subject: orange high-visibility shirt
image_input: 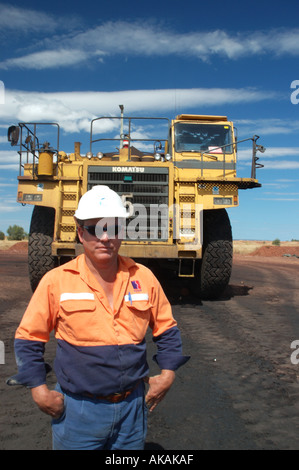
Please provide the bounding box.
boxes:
[12,254,189,395]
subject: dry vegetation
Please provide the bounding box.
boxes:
[233,240,299,255]
[0,240,299,257]
[0,240,28,253]
[0,240,22,250]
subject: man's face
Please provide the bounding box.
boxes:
[77,218,122,265]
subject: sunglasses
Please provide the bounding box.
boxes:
[82,224,122,238]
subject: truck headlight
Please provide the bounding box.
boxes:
[180,228,195,238]
[213,197,232,205]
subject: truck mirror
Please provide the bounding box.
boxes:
[8,125,20,146]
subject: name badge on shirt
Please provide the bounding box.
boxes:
[124,293,149,303]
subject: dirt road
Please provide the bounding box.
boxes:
[1,250,299,450]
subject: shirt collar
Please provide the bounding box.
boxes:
[62,253,137,290]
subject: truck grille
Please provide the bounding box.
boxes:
[88,166,169,241]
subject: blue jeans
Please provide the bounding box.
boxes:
[52,383,148,450]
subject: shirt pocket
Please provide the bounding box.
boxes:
[58,295,98,344]
[124,294,152,343]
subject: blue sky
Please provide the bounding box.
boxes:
[0,0,299,241]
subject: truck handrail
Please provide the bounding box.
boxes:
[90,116,169,158]
[14,122,60,176]
[199,134,265,179]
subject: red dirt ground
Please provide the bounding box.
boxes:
[1,241,299,258]
[250,245,299,257]
[0,242,28,253]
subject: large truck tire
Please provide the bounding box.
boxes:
[199,209,233,299]
[28,206,57,292]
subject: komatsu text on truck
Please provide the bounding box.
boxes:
[8,113,265,298]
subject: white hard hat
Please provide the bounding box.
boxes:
[74,185,129,220]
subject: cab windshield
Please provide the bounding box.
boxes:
[174,123,233,154]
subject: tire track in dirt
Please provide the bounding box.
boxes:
[172,257,299,449]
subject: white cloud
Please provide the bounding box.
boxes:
[0,150,19,162]
[0,200,23,213]
[262,181,299,190]
[257,197,299,201]
[259,160,299,170]
[0,3,79,33]
[235,118,299,136]
[1,9,299,70]
[238,146,299,161]
[276,179,299,183]
[264,192,299,196]
[0,150,19,171]
[240,158,299,170]
[263,148,299,157]
[0,165,19,171]
[238,146,299,170]
[0,88,276,134]
[0,3,56,32]
[0,49,93,70]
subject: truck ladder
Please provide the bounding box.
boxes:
[56,180,80,242]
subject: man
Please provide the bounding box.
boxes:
[8,185,189,450]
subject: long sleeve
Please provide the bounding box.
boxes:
[152,325,190,370]
[148,270,190,370]
[7,272,57,388]
[7,339,51,387]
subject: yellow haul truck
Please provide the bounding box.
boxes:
[8,114,264,298]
